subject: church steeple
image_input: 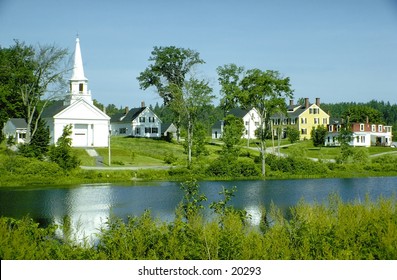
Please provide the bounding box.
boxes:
[71,37,87,81]
[66,37,92,105]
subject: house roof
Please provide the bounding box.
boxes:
[161,123,176,134]
[110,107,146,123]
[211,120,223,129]
[227,108,249,118]
[7,118,27,128]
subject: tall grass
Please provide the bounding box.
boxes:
[1,195,397,260]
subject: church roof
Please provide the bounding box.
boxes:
[41,100,68,118]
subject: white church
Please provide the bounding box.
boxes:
[42,38,110,147]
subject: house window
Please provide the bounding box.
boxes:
[136,127,141,135]
[372,125,376,132]
[378,125,383,132]
[291,118,296,125]
[361,136,365,143]
[19,133,26,139]
[152,127,158,133]
[149,117,155,123]
[314,118,319,124]
[360,124,364,131]
[139,117,145,123]
[328,126,333,132]
[309,108,313,114]
[79,83,84,92]
[323,118,327,124]
[255,122,260,126]
[119,128,127,134]
[301,129,307,135]
[301,118,307,124]
[245,121,249,126]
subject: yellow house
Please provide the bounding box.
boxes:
[271,98,330,140]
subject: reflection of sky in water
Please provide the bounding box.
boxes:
[0,178,396,244]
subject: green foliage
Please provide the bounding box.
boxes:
[221,114,244,160]
[163,151,177,164]
[48,124,80,170]
[311,125,327,147]
[207,157,260,178]
[266,154,329,175]
[342,105,383,123]
[216,63,245,114]
[286,126,300,143]
[178,179,208,220]
[17,119,50,159]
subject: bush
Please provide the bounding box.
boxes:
[207,157,260,178]
[266,154,329,175]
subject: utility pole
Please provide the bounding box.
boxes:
[108,127,111,166]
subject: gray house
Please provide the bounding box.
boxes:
[2,118,28,144]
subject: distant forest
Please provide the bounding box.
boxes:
[322,100,397,129]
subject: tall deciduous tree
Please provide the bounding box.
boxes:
[239,69,293,176]
[171,78,214,168]
[20,44,69,144]
[216,64,244,115]
[137,46,204,142]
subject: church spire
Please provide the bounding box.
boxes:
[70,37,87,81]
[65,37,92,105]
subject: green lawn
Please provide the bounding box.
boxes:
[280,140,397,160]
[82,136,223,167]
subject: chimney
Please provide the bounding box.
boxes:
[141,101,146,108]
[103,105,106,114]
[305,98,309,109]
[366,116,369,123]
[125,106,129,114]
[289,99,294,107]
[316,97,320,107]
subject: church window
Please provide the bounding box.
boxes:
[79,83,84,92]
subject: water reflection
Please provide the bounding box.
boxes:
[1,177,396,243]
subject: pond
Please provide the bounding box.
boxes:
[1,177,396,243]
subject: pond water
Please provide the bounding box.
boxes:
[1,177,396,243]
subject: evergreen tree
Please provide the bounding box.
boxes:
[48,124,80,170]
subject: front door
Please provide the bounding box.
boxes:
[73,124,88,146]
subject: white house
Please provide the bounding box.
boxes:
[42,38,110,147]
[110,103,162,138]
[325,119,393,147]
[2,118,28,144]
[211,108,260,140]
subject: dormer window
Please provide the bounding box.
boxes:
[360,124,365,131]
[79,83,84,92]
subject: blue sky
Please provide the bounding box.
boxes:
[1,0,397,108]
